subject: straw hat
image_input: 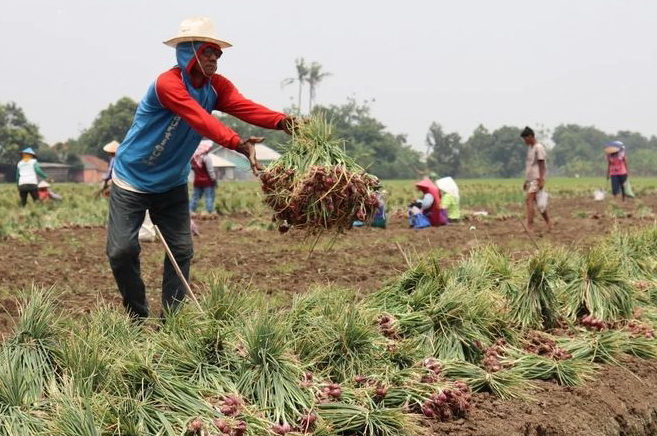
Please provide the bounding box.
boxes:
[103,140,119,154]
[603,140,624,155]
[38,180,50,188]
[164,17,232,48]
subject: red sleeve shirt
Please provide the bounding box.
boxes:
[155,70,286,150]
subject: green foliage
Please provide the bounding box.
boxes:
[425,122,462,178]
[619,333,657,359]
[424,121,657,177]
[0,346,48,408]
[445,125,523,178]
[307,62,331,113]
[71,97,137,157]
[551,124,610,174]
[282,57,309,113]
[312,99,424,179]
[511,250,561,330]
[607,226,657,279]
[10,287,61,350]
[237,312,312,423]
[318,402,413,436]
[441,360,529,400]
[564,247,635,322]
[289,288,384,381]
[0,102,44,164]
[36,147,61,163]
[561,330,625,364]
[48,383,103,436]
[4,224,657,433]
[509,352,595,386]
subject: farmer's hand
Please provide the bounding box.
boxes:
[235,136,265,175]
[537,178,545,190]
[278,116,302,135]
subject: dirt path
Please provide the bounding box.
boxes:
[1,195,654,321]
[427,357,657,435]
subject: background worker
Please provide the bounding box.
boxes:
[436,176,461,223]
[99,140,119,197]
[37,180,51,201]
[106,17,295,320]
[16,147,47,207]
[411,178,446,227]
[605,140,630,201]
[190,140,217,214]
[520,126,551,232]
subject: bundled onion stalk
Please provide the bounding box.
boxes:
[260,116,381,234]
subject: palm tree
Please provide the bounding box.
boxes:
[306,62,331,113]
[281,58,308,114]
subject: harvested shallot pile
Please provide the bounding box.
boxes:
[260,116,380,234]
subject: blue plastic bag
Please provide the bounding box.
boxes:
[409,213,431,229]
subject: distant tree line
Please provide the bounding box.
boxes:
[426,122,657,179]
[1,98,656,180]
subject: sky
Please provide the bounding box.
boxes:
[1,0,656,151]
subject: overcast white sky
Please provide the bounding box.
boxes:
[1,0,655,150]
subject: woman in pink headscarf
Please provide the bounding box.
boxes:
[190,140,217,213]
[409,178,446,227]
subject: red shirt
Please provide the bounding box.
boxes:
[192,156,215,188]
[607,154,628,176]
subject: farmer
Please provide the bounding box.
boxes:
[353,190,387,228]
[16,147,47,207]
[106,17,295,319]
[520,126,551,232]
[102,138,191,242]
[190,140,217,214]
[436,177,461,223]
[98,140,119,197]
[409,178,446,228]
[605,140,630,201]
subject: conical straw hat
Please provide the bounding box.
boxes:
[103,140,119,154]
[604,145,621,155]
[164,17,232,48]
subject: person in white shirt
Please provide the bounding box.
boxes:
[16,147,47,207]
[520,127,551,232]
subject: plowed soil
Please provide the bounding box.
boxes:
[1,194,656,435]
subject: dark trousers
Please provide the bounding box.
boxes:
[610,174,628,197]
[18,184,38,206]
[106,184,193,318]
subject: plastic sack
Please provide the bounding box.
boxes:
[371,216,387,228]
[593,189,606,201]
[536,190,549,213]
[139,211,157,242]
[623,180,635,198]
[409,213,431,229]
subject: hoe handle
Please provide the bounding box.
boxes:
[153,225,202,311]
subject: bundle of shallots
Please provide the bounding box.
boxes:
[260,116,380,234]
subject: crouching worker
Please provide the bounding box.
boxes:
[436,177,461,223]
[106,17,295,320]
[37,181,62,201]
[408,179,446,228]
[353,191,387,229]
